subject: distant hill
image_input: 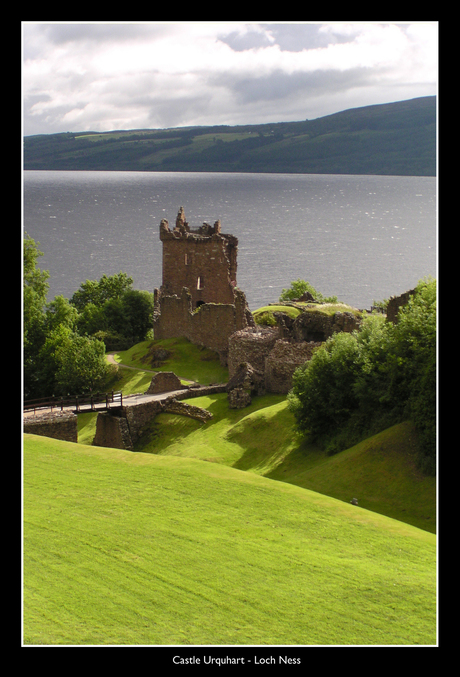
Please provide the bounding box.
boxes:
[23,96,436,176]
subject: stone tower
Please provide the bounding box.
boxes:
[159,206,238,309]
[153,207,254,364]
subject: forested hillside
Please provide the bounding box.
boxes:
[23,96,436,176]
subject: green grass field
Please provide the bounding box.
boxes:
[23,434,436,646]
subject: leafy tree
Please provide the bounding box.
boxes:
[120,289,155,342]
[44,295,79,333]
[385,277,437,471]
[54,332,110,395]
[289,332,361,437]
[76,302,108,336]
[279,279,337,303]
[70,273,154,346]
[70,272,134,311]
[38,326,110,396]
[23,234,50,398]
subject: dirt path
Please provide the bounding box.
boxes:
[106,352,158,373]
[106,352,199,385]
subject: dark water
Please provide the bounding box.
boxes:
[23,170,436,310]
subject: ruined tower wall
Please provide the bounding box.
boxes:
[160,208,237,309]
[161,235,237,307]
[153,287,253,363]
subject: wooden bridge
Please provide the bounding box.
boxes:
[23,391,123,416]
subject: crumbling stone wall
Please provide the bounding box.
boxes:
[121,400,164,445]
[23,412,78,443]
[264,340,321,394]
[153,286,254,364]
[228,327,279,378]
[93,411,134,450]
[162,397,213,423]
[227,327,322,395]
[386,289,416,323]
[92,384,226,450]
[287,308,361,343]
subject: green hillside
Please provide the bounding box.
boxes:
[23,434,436,646]
[23,96,436,176]
[111,394,435,534]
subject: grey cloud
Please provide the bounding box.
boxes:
[212,66,389,107]
[217,28,274,52]
[261,23,354,51]
[218,23,357,54]
[37,22,168,46]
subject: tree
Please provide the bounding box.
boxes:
[70,272,133,311]
[44,295,79,333]
[23,234,50,398]
[279,279,337,303]
[288,331,361,437]
[54,333,110,395]
[120,289,155,342]
[70,272,154,346]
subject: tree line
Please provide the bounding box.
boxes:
[23,234,154,399]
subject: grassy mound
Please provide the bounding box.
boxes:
[253,302,362,326]
[23,434,436,646]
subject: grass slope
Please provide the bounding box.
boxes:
[127,394,436,534]
[23,434,436,646]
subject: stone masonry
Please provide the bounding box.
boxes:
[159,206,237,309]
[154,208,254,363]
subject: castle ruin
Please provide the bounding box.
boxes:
[153,207,254,364]
[160,206,238,308]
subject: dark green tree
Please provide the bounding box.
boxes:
[23,234,50,398]
[279,279,337,303]
[70,272,134,311]
[37,326,110,396]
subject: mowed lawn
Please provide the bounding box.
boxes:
[23,434,437,646]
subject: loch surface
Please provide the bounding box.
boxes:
[23,170,437,310]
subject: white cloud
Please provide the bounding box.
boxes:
[22,21,438,135]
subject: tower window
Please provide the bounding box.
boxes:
[197,276,204,290]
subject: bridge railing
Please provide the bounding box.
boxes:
[23,391,123,414]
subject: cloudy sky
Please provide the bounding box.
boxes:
[22,22,438,137]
